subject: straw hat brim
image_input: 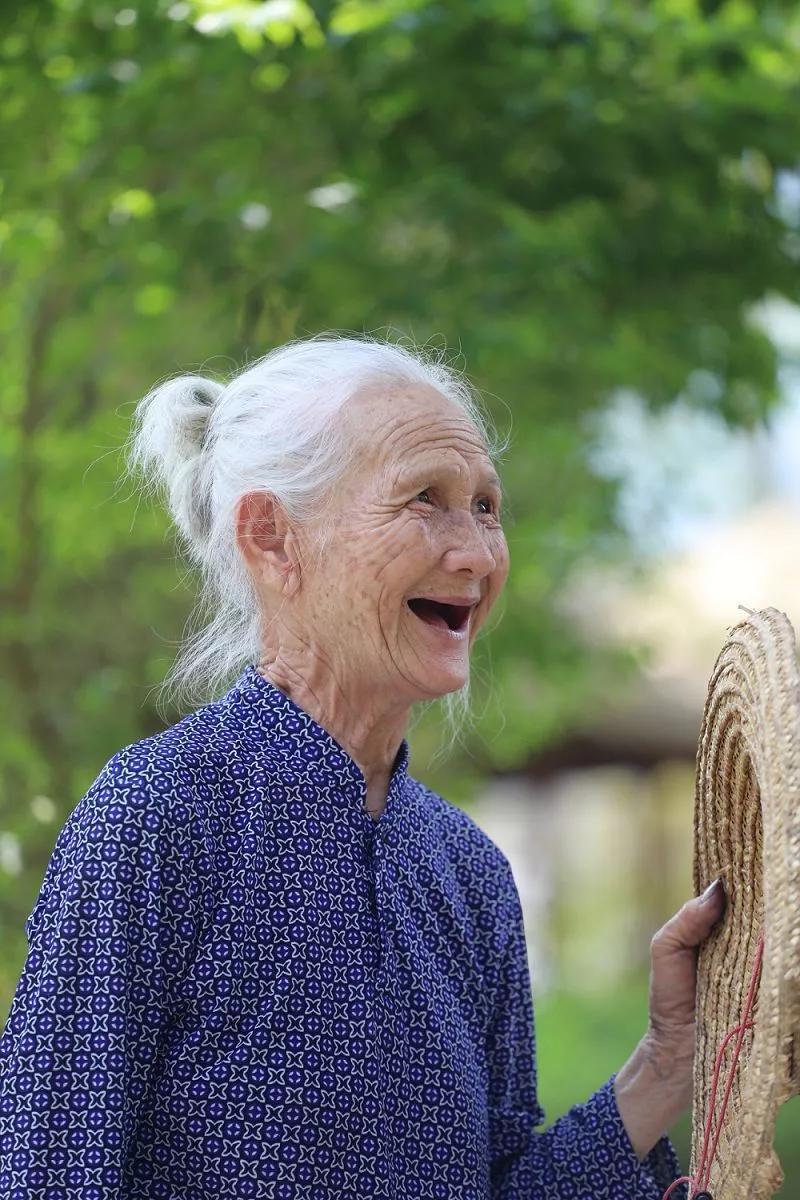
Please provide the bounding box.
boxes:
[692,606,800,1199]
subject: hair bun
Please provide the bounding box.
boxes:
[125,373,225,553]
[175,376,225,458]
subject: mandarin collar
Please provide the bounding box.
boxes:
[231,663,412,826]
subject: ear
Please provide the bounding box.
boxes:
[235,490,301,596]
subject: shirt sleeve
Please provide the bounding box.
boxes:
[0,745,211,1200]
[488,866,689,1200]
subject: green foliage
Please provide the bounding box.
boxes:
[1,0,799,985]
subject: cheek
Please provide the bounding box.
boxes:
[483,531,509,606]
[340,513,431,598]
[493,533,510,582]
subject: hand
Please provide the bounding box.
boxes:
[613,877,727,1159]
[646,877,728,1099]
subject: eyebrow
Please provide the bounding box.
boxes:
[398,465,503,494]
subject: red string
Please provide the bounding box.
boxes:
[661,928,765,1200]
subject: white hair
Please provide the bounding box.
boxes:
[122,331,510,752]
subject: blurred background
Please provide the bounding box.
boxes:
[3,0,800,1187]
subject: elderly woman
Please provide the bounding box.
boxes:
[0,335,723,1199]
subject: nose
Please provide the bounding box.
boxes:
[440,511,499,579]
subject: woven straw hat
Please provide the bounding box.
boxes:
[690,606,800,1199]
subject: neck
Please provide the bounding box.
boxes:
[255,653,409,800]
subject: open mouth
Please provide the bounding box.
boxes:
[406,598,473,633]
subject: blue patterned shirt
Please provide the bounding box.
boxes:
[0,663,688,1198]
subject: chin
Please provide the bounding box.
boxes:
[409,661,470,701]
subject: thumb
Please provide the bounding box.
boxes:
[648,877,728,1038]
[689,876,727,941]
[654,877,728,955]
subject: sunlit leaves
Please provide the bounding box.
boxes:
[185,0,324,48]
[329,0,427,36]
[109,188,156,222]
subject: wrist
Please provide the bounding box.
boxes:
[643,1025,695,1089]
[613,1034,693,1161]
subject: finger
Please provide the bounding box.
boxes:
[652,877,727,956]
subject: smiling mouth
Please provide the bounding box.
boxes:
[406,598,473,633]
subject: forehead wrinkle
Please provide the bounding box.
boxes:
[348,389,495,498]
[375,395,486,449]
[387,430,500,493]
[378,419,491,482]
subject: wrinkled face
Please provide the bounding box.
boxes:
[293,382,510,703]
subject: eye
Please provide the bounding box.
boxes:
[479,496,503,520]
[412,489,499,515]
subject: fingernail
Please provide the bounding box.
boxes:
[701,876,724,903]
